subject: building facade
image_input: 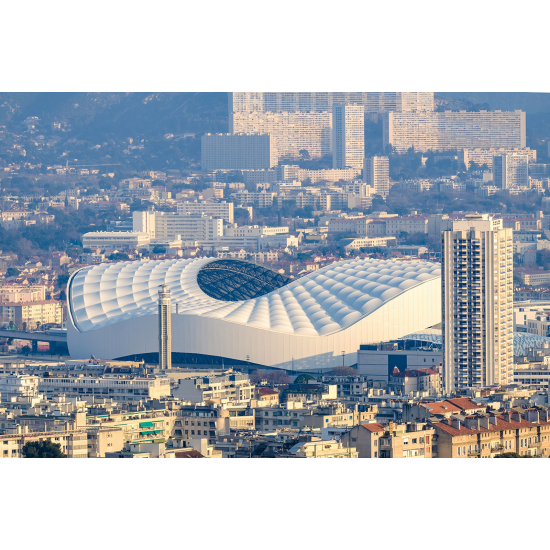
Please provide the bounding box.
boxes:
[201,133,277,170]
[493,153,529,188]
[332,104,365,169]
[384,110,526,153]
[364,156,390,197]
[442,214,514,392]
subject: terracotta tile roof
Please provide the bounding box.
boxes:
[445,398,484,411]
[433,414,550,436]
[420,401,461,415]
[257,387,277,396]
[360,422,385,433]
[174,449,205,458]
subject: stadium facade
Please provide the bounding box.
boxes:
[67,258,442,372]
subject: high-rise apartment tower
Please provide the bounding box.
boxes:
[493,153,529,188]
[332,104,365,169]
[363,156,390,197]
[158,284,172,370]
[442,214,513,393]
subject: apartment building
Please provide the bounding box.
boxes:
[493,153,529,188]
[295,192,331,211]
[177,200,234,223]
[81,231,150,249]
[342,236,397,250]
[518,270,550,286]
[432,409,550,458]
[340,421,435,458]
[442,214,514,391]
[385,216,429,236]
[0,429,88,458]
[229,92,434,114]
[384,110,526,153]
[332,104,364,169]
[254,402,311,431]
[232,190,276,208]
[462,147,536,170]
[0,284,45,303]
[173,372,254,403]
[173,403,231,445]
[38,375,171,402]
[229,111,332,160]
[0,300,63,328]
[289,439,359,458]
[389,367,442,396]
[224,225,288,237]
[201,133,278,170]
[364,156,390,197]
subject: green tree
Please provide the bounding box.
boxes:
[294,373,314,384]
[6,267,20,277]
[22,439,66,458]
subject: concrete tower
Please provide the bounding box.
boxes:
[442,214,513,392]
[158,284,172,370]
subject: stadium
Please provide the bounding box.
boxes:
[67,257,442,372]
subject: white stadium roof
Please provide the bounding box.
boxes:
[67,257,442,371]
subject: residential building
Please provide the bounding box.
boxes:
[340,236,397,250]
[432,409,550,458]
[229,111,332,160]
[173,372,254,403]
[81,231,150,249]
[340,421,435,458]
[0,284,46,303]
[462,147,536,170]
[364,156,390,197]
[232,190,276,208]
[389,367,442,396]
[0,300,63,329]
[177,200,234,223]
[229,92,434,114]
[442,214,514,391]
[0,429,88,458]
[201,133,278,170]
[332,104,364,169]
[288,439,358,458]
[384,110,526,153]
[518,270,550,286]
[172,403,231,445]
[493,153,529,188]
[38,375,171,402]
[385,216,429,236]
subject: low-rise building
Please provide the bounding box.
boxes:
[288,439,358,458]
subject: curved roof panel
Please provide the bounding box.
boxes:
[68,258,441,337]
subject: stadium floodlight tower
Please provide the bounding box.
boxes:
[158,284,172,370]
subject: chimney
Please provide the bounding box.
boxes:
[502,412,511,422]
[539,409,549,422]
[512,411,522,422]
[489,415,498,425]
[479,417,490,429]
[450,418,461,430]
[526,409,540,424]
[465,417,480,431]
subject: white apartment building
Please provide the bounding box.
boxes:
[493,153,529,188]
[229,92,434,114]
[132,210,156,238]
[225,225,288,237]
[38,375,171,402]
[177,200,234,223]
[82,231,150,249]
[332,104,365,169]
[442,214,514,392]
[295,193,331,211]
[230,111,332,159]
[384,110,526,153]
[385,216,429,236]
[342,236,397,250]
[173,372,254,403]
[364,156,390,197]
[232,190,276,208]
[201,133,278,170]
[462,147,536,170]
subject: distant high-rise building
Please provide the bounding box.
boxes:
[384,110,526,153]
[332,104,365,169]
[229,92,434,114]
[177,200,234,223]
[230,111,332,160]
[364,156,390,197]
[493,153,529,188]
[442,214,513,393]
[462,147,536,170]
[201,133,278,171]
[158,284,172,370]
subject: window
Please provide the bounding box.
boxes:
[412,438,417,444]
[374,451,377,458]
[374,439,378,447]
[403,438,409,445]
